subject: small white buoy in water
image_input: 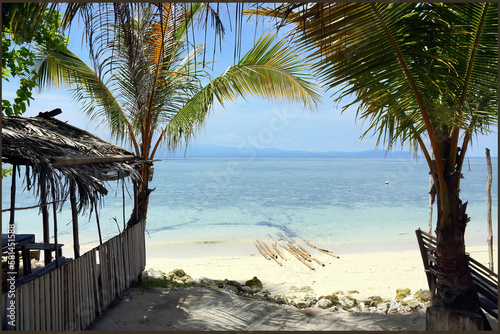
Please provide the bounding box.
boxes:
[385,180,389,184]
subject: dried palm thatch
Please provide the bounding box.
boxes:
[2,113,145,215]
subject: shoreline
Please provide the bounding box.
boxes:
[144,239,498,302]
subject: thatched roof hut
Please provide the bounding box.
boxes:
[2,112,146,261]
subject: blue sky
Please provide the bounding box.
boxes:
[2,4,497,157]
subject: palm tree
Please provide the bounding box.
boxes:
[247,2,497,326]
[33,3,322,228]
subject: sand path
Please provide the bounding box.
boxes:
[86,286,427,331]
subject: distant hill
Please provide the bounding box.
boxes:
[157,144,421,159]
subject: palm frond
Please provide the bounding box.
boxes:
[33,47,139,152]
[154,32,322,155]
[250,3,497,165]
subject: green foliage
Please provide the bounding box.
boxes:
[34,3,321,159]
[2,33,38,116]
[2,5,69,116]
[136,276,197,290]
[249,3,497,164]
[2,163,13,178]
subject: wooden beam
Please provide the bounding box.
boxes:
[94,202,103,246]
[9,164,16,233]
[52,155,136,166]
[70,180,80,259]
[39,173,51,265]
[51,179,59,269]
[1,200,66,212]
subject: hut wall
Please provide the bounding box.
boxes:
[2,221,146,331]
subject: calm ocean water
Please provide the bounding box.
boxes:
[2,157,498,252]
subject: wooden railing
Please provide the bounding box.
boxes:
[2,221,146,331]
[415,228,498,319]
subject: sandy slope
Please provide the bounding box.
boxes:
[86,240,497,331]
[86,286,427,331]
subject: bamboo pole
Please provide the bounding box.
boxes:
[289,245,311,262]
[485,148,494,273]
[305,242,340,258]
[281,244,314,270]
[258,240,282,266]
[295,245,324,266]
[261,240,278,258]
[254,242,270,260]
[272,242,286,260]
[257,240,272,257]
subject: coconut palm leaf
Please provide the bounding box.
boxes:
[155,32,322,155]
[34,46,140,153]
[248,3,497,168]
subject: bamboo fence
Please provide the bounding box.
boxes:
[2,220,146,331]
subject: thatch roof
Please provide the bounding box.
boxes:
[2,113,145,214]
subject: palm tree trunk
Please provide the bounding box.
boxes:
[432,166,484,322]
[127,163,154,228]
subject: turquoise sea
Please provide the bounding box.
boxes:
[2,156,498,255]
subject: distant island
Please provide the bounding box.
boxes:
[158,144,424,159]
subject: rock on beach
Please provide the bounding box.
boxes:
[144,268,430,315]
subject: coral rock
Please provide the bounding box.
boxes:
[317,298,333,309]
[245,277,263,292]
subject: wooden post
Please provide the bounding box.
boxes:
[9,165,17,275]
[70,180,80,259]
[94,201,103,246]
[134,182,138,224]
[9,165,16,230]
[51,179,59,268]
[122,179,126,231]
[485,148,493,272]
[39,173,51,265]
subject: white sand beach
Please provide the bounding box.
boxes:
[86,239,497,331]
[145,238,497,301]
